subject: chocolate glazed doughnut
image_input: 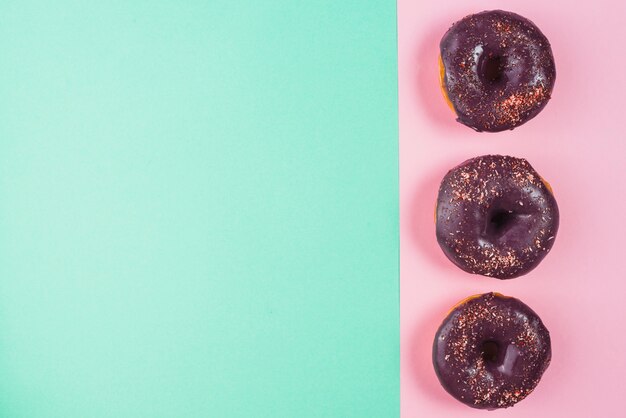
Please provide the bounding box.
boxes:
[436,155,559,279]
[439,10,556,132]
[433,293,551,409]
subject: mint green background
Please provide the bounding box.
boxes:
[0,1,398,417]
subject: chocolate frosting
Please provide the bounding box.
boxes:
[433,293,551,409]
[436,155,559,279]
[440,10,556,132]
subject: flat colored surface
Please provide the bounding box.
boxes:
[0,1,398,417]
[399,1,626,417]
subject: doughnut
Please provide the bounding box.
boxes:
[436,155,558,279]
[439,10,556,132]
[433,292,551,409]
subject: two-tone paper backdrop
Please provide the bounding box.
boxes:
[0,1,624,417]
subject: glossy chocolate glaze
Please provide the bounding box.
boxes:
[436,155,559,279]
[433,293,551,409]
[440,10,556,132]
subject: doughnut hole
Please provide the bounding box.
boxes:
[486,209,517,237]
[481,340,500,364]
[478,53,508,88]
[483,202,535,248]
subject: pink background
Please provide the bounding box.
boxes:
[399,0,626,417]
